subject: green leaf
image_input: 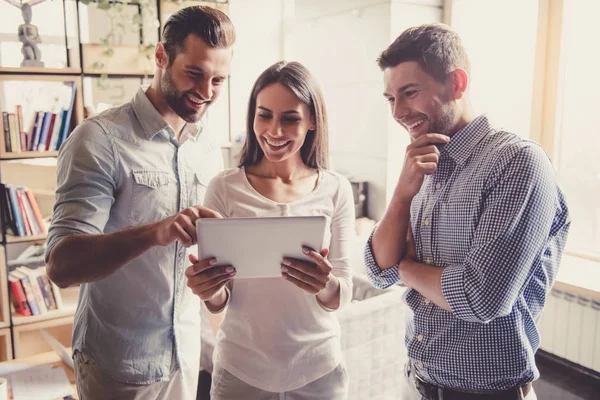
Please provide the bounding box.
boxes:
[97,1,112,10]
[132,14,143,25]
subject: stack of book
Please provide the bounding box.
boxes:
[0,184,46,237]
[8,266,63,317]
[1,81,76,153]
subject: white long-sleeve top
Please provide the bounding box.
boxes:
[204,167,355,392]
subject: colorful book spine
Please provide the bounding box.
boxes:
[25,189,46,234]
[12,271,40,315]
[17,266,48,313]
[8,275,32,316]
[15,190,32,236]
[6,185,26,236]
[2,112,10,152]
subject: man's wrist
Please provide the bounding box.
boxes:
[398,258,418,286]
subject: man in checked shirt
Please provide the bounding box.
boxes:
[366,24,570,400]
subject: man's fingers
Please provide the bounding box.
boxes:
[172,223,192,247]
[416,162,438,175]
[188,253,199,264]
[415,153,440,164]
[194,206,223,219]
[409,133,450,148]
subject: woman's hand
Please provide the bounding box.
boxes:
[281,247,341,309]
[186,254,235,310]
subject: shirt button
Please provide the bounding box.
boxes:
[425,258,431,264]
[417,334,424,342]
[424,218,430,226]
[417,361,424,369]
[435,183,441,190]
[425,298,431,304]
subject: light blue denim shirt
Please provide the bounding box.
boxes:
[45,88,224,384]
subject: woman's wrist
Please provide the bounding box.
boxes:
[205,286,230,313]
[316,275,341,309]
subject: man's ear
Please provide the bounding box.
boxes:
[448,69,469,100]
[155,43,169,69]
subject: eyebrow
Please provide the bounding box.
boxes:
[383,83,419,98]
[257,106,300,114]
[184,65,205,73]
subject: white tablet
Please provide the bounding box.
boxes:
[196,216,327,279]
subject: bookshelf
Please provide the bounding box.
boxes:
[0,0,232,361]
[0,69,83,359]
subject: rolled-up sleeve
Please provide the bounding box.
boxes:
[45,120,117,262]
[364,229,401,289]
[441,145,567,323]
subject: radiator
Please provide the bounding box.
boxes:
[538,286,600,373]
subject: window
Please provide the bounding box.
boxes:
[555,0,600,260]
[451,0,600,265]
[450,0,540,138]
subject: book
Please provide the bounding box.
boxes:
[25,189,46,234]
[2,112,10,152]
[0,184,18,236]
[18,188,40,235]
[28,112,41,151]
[10,270,40,315]
[57,82,77,148]
[34,268,57,310]
[16,105,24,137]
[8,275,32,316]
[17,266,48,313]
[6,184,26,236]
[15,189,32,236]
[35,112,52,152]
[30,111,44,151]
[8,113,19,152]
[47,110,63,151]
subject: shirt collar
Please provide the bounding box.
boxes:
[440,114,492,165]
[132,87,204,143]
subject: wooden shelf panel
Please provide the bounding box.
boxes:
[6,234,47,244]
[0,151,58,160]
[12,287,79,326]
[0,67,82,75]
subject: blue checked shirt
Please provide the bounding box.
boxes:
[365,115,570,391]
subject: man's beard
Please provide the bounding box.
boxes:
[430,91,457,136]
[161,68,210,123]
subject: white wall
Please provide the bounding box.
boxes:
[228,0,288,142]
[288,0,442,219]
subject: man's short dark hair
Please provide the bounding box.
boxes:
[377,23,470,82]
[162,5,236,64]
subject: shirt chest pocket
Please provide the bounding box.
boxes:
[191,172,209,206]
[436,199,479,261]
[130,170,177,223]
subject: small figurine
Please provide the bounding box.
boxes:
[18,3,44,67]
